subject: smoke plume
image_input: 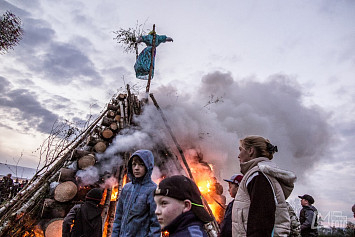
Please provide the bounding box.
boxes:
[145,71,332,182]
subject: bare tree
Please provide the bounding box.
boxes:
[33,119,82,176]
[0,11,24,54]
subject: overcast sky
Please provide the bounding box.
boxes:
[1,0,354,224]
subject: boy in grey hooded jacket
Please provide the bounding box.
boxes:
[112,149,161,237]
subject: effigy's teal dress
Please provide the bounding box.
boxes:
[134,34,167,80]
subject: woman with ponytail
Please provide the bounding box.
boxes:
[232,135,297,237]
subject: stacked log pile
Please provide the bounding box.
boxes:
[0,86,222,237]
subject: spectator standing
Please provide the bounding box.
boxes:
[298,194,318,237]
[112,150,160,237]
[0,178,4,202]
[287,202,301,237]
[62,188,104,237]
[219,174,243,237]
[232,135,297,237]
[3,174,13,199]
[12,178,20,197]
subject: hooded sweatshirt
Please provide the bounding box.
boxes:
[299,205,318,237]
[112,150,161,237]
[232,157,297,237]
[62,200,103,237]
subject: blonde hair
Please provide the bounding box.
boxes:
[240,135,278,160]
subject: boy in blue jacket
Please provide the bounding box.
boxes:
[154,175,213,237]
[112,150,161,237]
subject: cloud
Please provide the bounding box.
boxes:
[20,18,56,50]
[6,9,104,86]
[0,77,59,133]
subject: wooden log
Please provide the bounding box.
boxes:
[74,186,90,201]
[72,149,93,160]
[45,218,63,237]
[107,103,119,111]
[93,126,102,135]
[44,198,56,208]
[86,135,100,147]
[43,199,72,218]
[101,117,115,127]
[117,93,127,100]
[54,181,77,202]
[111,98,119,105]
[101,128,114,140]
[110,122,119,132]
[78,154,96,169]
[59,168,76,182]
[114,114,121,122]
[94,141,107,153]
[106,110,116,118]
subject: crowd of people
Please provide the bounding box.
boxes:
[63,135,325,237]
[0,173,28,203]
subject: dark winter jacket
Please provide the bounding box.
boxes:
[219,200,233,237]
[62,201,103,237]
[299,205,318,237]
[163,211,208,237]
[112,150,160,237]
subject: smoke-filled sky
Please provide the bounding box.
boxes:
[1,0,354,224]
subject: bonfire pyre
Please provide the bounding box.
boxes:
[0,86,224,237]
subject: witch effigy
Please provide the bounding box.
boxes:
[134,31,173,80]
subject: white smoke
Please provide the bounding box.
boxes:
[142,71,332,182]
[76,166,99,186]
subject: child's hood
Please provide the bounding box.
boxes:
[128,149,154,182]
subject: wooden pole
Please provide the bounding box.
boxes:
[149,93,194,179]
[135,42,138,60]
[149,93,220,235]
[146,24,156,94]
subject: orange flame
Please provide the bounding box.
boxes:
[22,225,44,237]
[122,174,128,187]
[111,185,119,201]
[187,153,225,223]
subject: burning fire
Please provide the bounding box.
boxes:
[110,174,128,201]
[111,185,118,201]
[154,151,226,223]
[122,174,128,187]
[188,152,226,223]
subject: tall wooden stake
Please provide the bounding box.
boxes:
[146,24,156,94]
[149,93,220,236]
[149,93,194,179]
